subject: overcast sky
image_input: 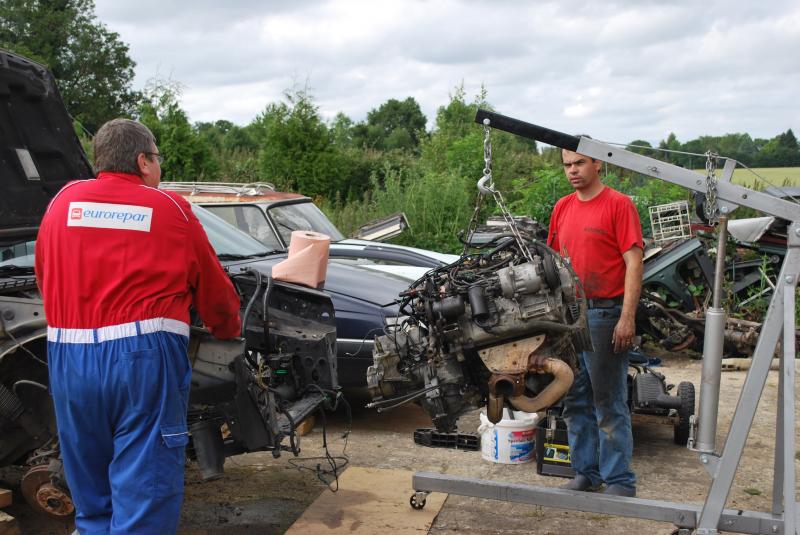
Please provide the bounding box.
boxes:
[93,0,799,146]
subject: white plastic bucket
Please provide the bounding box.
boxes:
[479,409,539,464]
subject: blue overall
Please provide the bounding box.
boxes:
[562,306,636,490]
[48,328,191,535]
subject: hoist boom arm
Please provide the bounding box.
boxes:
[474,109,800,223]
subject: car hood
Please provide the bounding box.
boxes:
[223,254,411,307]
[0,49,94,246]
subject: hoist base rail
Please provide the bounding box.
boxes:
[412,472,797,534]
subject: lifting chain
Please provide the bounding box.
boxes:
[703,151,719,222]
[462,120,533,262]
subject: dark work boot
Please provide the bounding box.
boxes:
[560,474,602,492]
[604,484,636,497]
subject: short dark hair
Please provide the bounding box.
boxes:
[562,134,596,163]
[93,119,156,175]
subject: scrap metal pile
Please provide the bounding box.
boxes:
[367,237,592,432]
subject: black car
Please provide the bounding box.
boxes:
[191,204,414,387]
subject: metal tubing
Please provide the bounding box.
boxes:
[779,228,798,535]
[697,252,793,532]
[475,109,580,152]
[772,345,785,516]
[712,217,729,309]
[695,217,729,453]
[696,308,725,453]
[412,472,789,534]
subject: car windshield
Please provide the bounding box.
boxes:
[267,201,345,245]
[0,208,273,268]
[0,241,35,269]
[191,205,277,258]
[202,204,283,250]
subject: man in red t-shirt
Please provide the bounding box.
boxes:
[547,142,643,497]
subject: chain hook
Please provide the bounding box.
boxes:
[703,151,719,223]
[478,118,495,195]
[462,118,533,262]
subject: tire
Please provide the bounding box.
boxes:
[674,381,695,445]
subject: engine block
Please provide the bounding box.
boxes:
[367,238,591,431]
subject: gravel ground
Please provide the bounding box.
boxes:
[6,348,799,534]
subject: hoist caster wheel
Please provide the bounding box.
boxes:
[410,493,427,510]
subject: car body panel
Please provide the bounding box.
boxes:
[0,49,94,246]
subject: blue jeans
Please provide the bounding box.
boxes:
[562,306,635,489]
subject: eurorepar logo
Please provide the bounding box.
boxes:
[67,202,153,232]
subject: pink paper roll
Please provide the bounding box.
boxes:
[271,230,331,288]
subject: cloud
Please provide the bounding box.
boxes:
[93,0,800,144]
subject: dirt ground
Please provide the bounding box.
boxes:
[4,348,799,535]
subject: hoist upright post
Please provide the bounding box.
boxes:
[410,109,799,535]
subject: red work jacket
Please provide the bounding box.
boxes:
[35,172,241,339]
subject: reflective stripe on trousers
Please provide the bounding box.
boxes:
[48,330,190,535]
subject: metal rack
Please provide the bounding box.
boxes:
[650,201,693,245]
[410,110,798,535]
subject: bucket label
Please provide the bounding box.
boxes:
[507,429,534,462]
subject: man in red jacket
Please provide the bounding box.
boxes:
[35,119,242,534]
[547,142,643,498]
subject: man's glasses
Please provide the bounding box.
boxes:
[144,152,164,164]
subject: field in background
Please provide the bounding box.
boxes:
[708,167,800,189]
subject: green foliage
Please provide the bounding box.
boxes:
[603,171,688,235]
[507,165,573,227]
[420,84,488,177]
[626,139,653,155]
[137,79,218,182]
[352,97,427,152]
[729,253,774,321]
[657,130,800,169]
[251,88,368,199]
[0,0,139,132]
[323,167,476,254]
[420,84,538,194]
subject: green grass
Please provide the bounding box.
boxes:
[694,167,800,190]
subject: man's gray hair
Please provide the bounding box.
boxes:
[93,119,156,175]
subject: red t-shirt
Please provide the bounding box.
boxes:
[547,187,643,299]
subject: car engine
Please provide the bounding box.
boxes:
[367,237,592,431]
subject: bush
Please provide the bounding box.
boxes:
[322,166,477,253]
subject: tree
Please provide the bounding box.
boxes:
[0,0,139,132]
[137,80,218,182]
[658,133,683,165]
[421,84,537,188]
[626,140,653,156]
[251,88,370,199]
[330,112,355,148]
[352,97,428,152]
[755,129,800,166]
